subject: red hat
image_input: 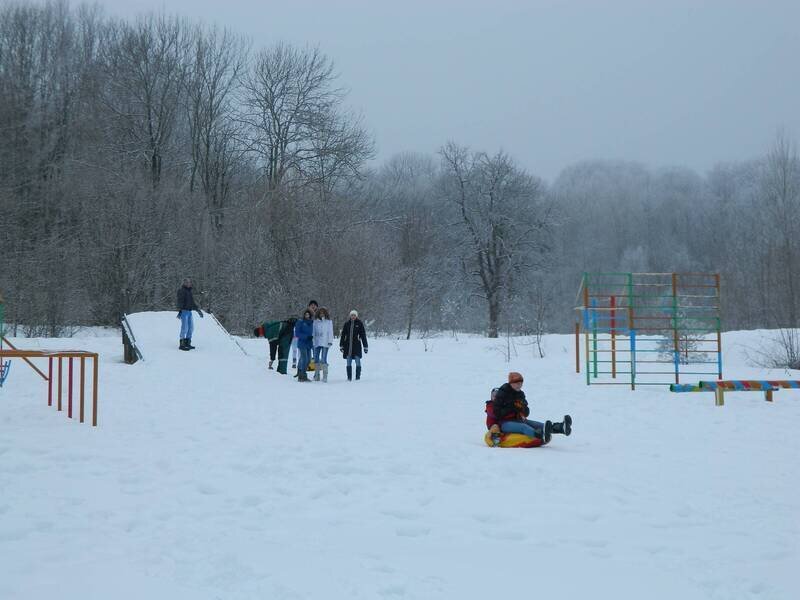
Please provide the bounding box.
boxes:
[508,372,524,384]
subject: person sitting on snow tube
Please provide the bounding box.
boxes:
[486,372,572,446]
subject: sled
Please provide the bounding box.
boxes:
[484,431,545,448]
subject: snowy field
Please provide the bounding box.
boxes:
[1,312,798,599]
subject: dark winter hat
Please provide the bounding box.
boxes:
[308,300,319,307]
[508,372,524,384]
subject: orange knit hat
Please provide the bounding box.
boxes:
[508,371,524,384]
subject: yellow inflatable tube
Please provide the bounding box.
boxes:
[484,431,545,448]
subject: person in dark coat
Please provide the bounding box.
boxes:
[176,278,203,351]
[339,309,368,381]
[293,310,314,381]
[487,372,572,444]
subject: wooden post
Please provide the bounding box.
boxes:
[68,357,73,418]
[80,357,85,423]
[715,386,725,406]
[610,295,616,378]
[57,356,62,411]
[575,322,580,373]
[765,388,773,402]
[92,354,98,426]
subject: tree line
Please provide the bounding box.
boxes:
[1,2,798,341]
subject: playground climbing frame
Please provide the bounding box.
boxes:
[575,272,723,389]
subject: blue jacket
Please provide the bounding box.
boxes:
[294,318,314,349]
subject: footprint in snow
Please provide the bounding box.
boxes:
[578,511,602,522]
[381,509,421,520]
[378,584,407,597]
[440,476,465,486]
[196,482,221,495]
[483,530,527,541]
[395,526,430,537]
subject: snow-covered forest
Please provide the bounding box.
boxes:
[1,2,799,338]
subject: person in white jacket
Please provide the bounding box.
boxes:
[312,307,334,382]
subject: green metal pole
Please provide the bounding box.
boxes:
[583,273,590,385]
[592,298,598,378]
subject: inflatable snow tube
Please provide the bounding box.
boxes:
[484,431,545,448]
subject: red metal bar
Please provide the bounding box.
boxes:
[68,358,73,418]
[575,322,580,373]
[57,357,62,411]
[92,355,98,427]
[48,357,53,406]
[610,296,616,378]
[80,357,85,424]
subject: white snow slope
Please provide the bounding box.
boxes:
[1,312,798,599]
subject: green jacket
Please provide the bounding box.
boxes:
[261,320,282,341]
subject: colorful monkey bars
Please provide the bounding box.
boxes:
[575,272,723,389]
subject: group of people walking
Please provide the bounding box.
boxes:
[254,299,369,382]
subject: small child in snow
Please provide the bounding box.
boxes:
[486,372,572,445]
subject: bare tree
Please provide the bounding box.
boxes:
[440,143,553,337]
[100,13,191,187]
[238,43,373,198]
[761,131,800,326]
[186,25,247,228]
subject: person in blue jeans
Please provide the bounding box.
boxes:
[339,309,368,381]
[293,309,314,382]
[489,372,573,443]
[177,278,203,351]
[312,307,334,382]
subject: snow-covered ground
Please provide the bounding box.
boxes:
[1,313,797,599]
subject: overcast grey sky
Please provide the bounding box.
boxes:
[94,0,799,181]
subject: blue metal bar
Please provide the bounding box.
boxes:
[630,329,636,389]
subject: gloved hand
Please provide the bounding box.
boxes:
[176,311,181,318]
[364,347,368,354]
[196,309,204,318]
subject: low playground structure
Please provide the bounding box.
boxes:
[575,272,723,389]
[672,379,800,406]
[0,297,99,426]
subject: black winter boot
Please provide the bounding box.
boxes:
[553,414,572,436]
[346,366,352,381]
[542,420,553,444]
[186,338,195,350]
[179,338,190,351]
[355,366,361,380]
